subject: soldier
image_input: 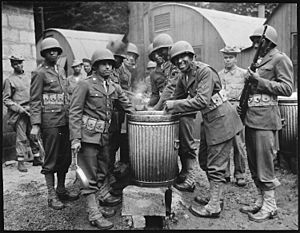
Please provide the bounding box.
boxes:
[30,37,79,210]
[238,25,293,222]
[82,58,93,77]
[165,40,243,218]
[219,45,247,186]
[123,42,139,89]
[144,60,157,97]
[3,55,42,172]
[69,48,135,229]
[67,59,85,95]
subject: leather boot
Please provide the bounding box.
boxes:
[99,206,116,218]
[45,173,65,210]
[33,153,43,166]
[194,195,224,210]
[189,181,223,218]
[174,158,196,192]
[248,190,278,222]
[240,187,263,214]
[99,192,122,207]
[85,193,113,230]
[56,172,79,201]
[17,161,28,172]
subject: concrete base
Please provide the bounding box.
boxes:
[122,185,167,217]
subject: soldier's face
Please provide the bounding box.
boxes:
[44,49,59,63]
[96,60,113,78]
[223,54,237,69]
[114,55,124,69]
[124,52,138,69]
[153,48,168,65]
[11,60,23,73]
[83,62,92,73]
[73,65,82,74]
[173,54,192,72]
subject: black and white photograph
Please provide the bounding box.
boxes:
[2,1,298,230]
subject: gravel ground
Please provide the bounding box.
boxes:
[2,155,298,230]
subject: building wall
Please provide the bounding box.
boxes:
[2,3,36,115]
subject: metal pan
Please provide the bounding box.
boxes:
[72,150,89,188]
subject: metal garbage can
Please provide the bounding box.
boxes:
[127,111,180,187]
[278,92,298,173]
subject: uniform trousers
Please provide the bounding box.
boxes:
[15,115,39,161]
[78,142,110,195]
[198,123,232,183]
[178,114,198,159]
[245,127,281,191]
[41,126,71,175]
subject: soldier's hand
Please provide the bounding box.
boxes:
[30,125,40,141]
[165,100,175,112]
[19,106,30,116]
[246,67,259,83]
[236,105,242,116]
[71,139,81,154]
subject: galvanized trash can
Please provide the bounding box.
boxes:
[278,92,298,173]
[127,111,180,187]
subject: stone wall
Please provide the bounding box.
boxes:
[2,3,36,115]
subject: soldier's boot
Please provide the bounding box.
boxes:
[17,160,28,172]
[85,193,113,230]
[56,172,79,201]
[45,173,65,210]
[174,158,196,192]
[176,155,187,184]
[33,153,43,166]
[248,190,278,222]
[240,187,263,214]
[189,181,223,218]
[194,193,225,210]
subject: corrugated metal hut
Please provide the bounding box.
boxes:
[143,3,266,72]
[36,28,123,76]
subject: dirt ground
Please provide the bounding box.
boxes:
[2,156,298,231]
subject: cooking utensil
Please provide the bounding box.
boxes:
[72,150,89,188]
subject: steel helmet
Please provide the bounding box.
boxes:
[91,48,115,67]
[40,37,63,57]
[220,45,241,54]
[170,41,195,63]
[9,54,24,61]
[127,42,139,57]
[147,61,157,69]
[152,33,173,53]
[250,24,278,45]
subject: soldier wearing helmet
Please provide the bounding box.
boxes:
[165,40,243,218]
[238,24,293,222]
[148,33,179,108]
[218,45,247,187]
[69,48,135,230]
[144,60,157,96]
[3,54,42,172]
[30,37,79,210]
[67,59,85,95]
[82,58,93,77]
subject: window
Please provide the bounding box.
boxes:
[154,13,170,32]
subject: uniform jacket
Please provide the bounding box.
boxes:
[66,73,86,95]
[169,61,243,146]
[30,62,69,128]
[244,48,293,130]
[149,61,179,107]
[3,71,31,126]
[68,73,135,146]
[115,63,132,91]
[219,65,246,101]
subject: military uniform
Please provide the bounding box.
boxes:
[244,48,293,191]
[30,62,71,175]
[3,71,39,162]
[66,73,86,98]
[69,73,135,196]
[219,65,247,182]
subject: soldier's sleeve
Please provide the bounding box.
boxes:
[148,71,160,106]
[3,78,22,112]
[69,80,89,141]
[115,84,135,114]
[153,69,180,110]
[30,70,43,125]
[171,66,215,113]
[256,55,293,97]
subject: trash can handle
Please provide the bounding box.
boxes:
[174,139,180,150]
